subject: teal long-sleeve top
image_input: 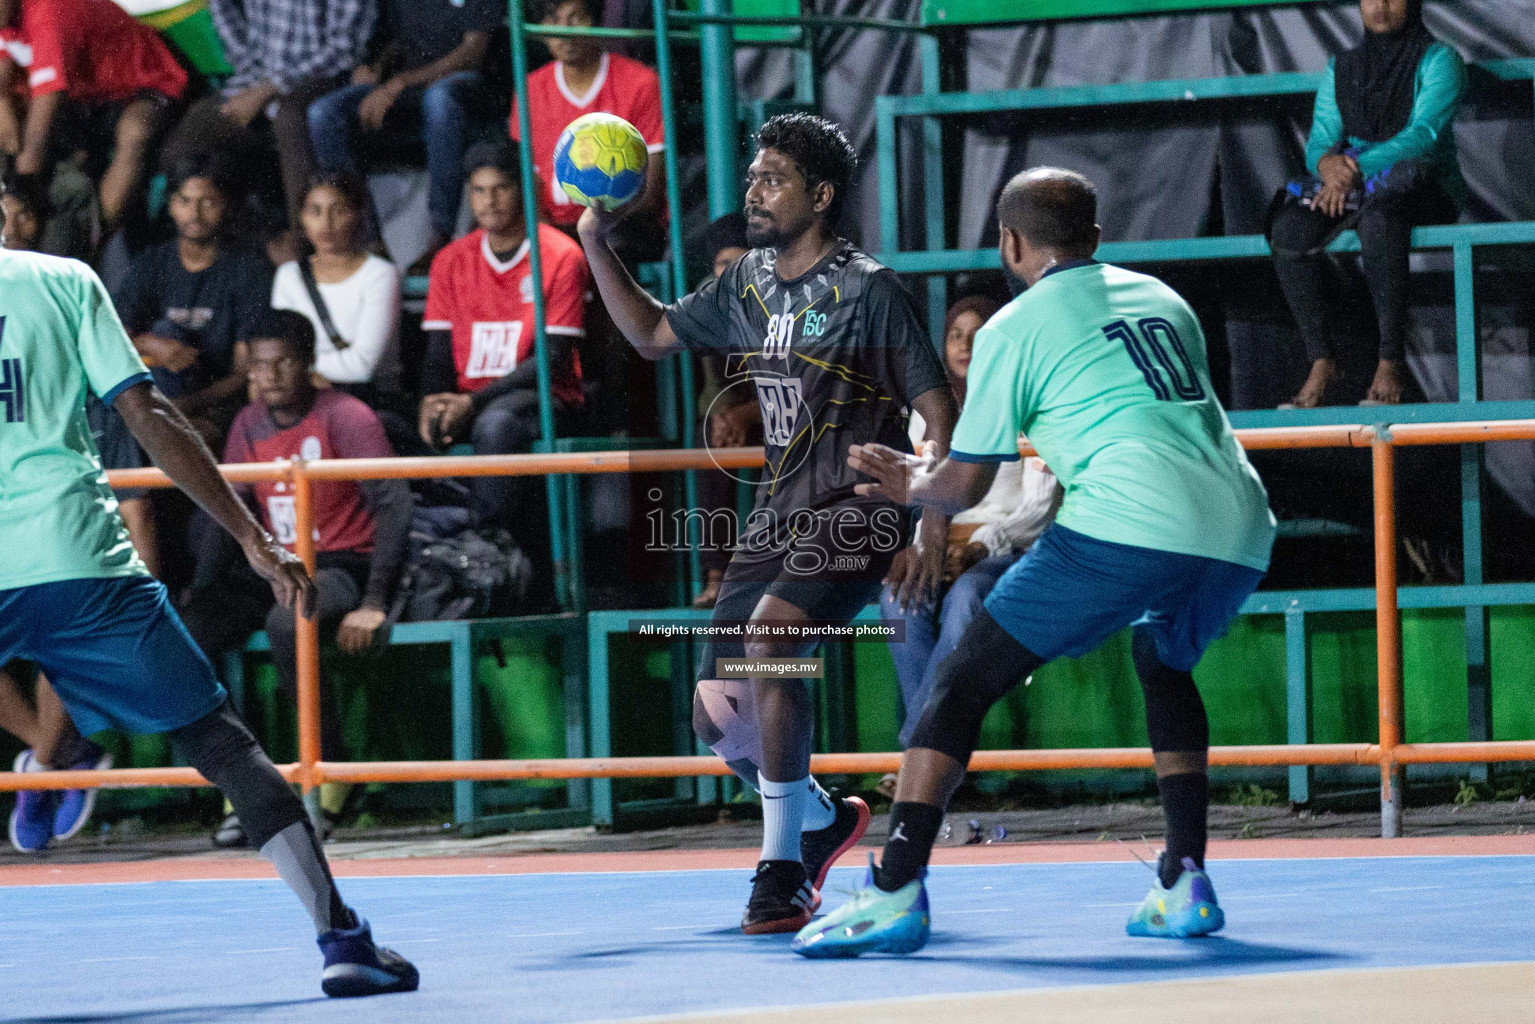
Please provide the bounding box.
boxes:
[1304,40,1468,206]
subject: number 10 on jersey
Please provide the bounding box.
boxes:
[1105,317,1205,402]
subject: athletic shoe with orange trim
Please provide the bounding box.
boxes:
[801,795,871,909]
[742,859,816,934]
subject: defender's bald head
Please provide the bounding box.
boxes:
[997,168,1099,254]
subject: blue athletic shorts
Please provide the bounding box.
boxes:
[984,524,1266,672]
[0,576,227,737]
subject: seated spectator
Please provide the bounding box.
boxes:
[879,296,1061,786]
[162,0,376,259]
[1269,0,1465,408]
[182,311,412,844]
[98,157,271,576]
[114,155,272,439]
[308,0,502,274]
[693,211,756,608]
[0,58,94,260]
[272,172,403,405]
[513,0,667,263]
[0,661,111,853]
[0,0,187,236]
[0,170,41,250]
[419,141,588,575]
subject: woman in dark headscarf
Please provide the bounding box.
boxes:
[1269,0,1466,408]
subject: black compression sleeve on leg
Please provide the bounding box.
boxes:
[169,701,354,932]
[1132,629,1211,887]
[168,699,306,850]
[906,608,1045,762]
[1132,629,1209,754]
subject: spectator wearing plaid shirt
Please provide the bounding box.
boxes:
[161,0,376,257]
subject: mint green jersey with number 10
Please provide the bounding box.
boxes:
[950,261,1276,572]
[0,250,151,591]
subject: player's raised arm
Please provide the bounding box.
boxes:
[576,205,682,360]
[114,381,316,618]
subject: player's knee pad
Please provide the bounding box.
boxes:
[169,699,305,849]
[693,679,763,790]
[907,609,1044,762]
[1132,628,1208,753]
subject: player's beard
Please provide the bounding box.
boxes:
[1003,264,1030,297]
[744,209,787,249]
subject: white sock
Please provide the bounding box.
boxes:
[800,777,837,832]
[759,776,806,863]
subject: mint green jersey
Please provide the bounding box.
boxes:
[0,250,151,590]
[951,262,1275,571]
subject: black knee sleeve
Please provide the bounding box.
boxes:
[1132,629,1208,753]
[907,609,1045,761]
[169,700,306,850]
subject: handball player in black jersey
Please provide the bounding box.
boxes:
[578,114,957,933]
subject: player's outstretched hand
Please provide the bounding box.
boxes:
[244,535,318,619]
[847,443,920,505]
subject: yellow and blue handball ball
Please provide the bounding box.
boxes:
[553,112,650,211]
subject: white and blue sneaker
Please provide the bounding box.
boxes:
[317,916,420,998]
[52,743,111,842]
[9,750,57,853]
[791,855,931,958]
[1125,855,1225,938]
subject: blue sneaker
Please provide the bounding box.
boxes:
[8,750,57,853]
[52,744,111,842]
[1125,856,1225,938]
[317,916,420,998]
[791,855,930,958]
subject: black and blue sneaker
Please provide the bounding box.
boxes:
[317,917,420,998]
[52,743,112,843]
[9,750,57,853]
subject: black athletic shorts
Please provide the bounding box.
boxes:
[693,497,905,682]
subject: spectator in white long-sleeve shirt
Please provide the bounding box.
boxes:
[272,172,402,405]
[882,295,1062,761]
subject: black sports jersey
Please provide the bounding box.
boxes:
[666,241,948,564]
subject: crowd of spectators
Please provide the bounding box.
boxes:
[0,0,1490,847]
[0,0,665,848]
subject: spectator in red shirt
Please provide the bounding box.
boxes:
[182,309,413,842]
[512,0,667,263]
[0,0,187,233]
[419,140,588,585]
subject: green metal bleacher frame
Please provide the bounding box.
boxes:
[874,57,1535,798]
[226,614,589,831]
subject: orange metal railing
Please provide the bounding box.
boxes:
[5,420,1535,836]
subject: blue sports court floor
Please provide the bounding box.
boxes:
[1,850,1532,1023]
